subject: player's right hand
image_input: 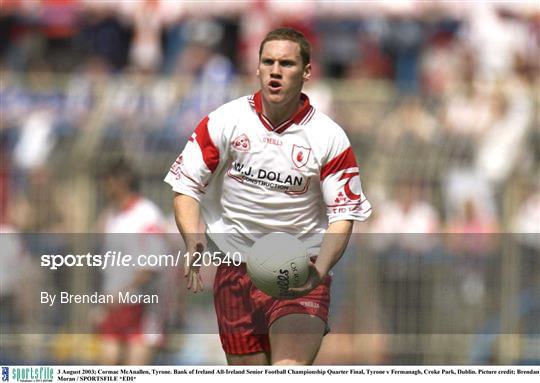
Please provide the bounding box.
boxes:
[184,242,204,293]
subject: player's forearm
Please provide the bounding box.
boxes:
[173,193,204,250]
[315,220,353,277]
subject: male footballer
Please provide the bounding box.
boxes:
[99,160,165,365]
[165,28,371,365]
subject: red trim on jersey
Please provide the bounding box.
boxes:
[326,198,367,208]
[119,196,141,213]
[226,165,245,184]
[258,113,274,132]
[250,91,312,133]
[300,106,316,125]
[360,207,372,214]
[193,116,220,173]
[285,178,311,195]
[141,223,164,233]
[180,170,207,193]
[320,147,358,181]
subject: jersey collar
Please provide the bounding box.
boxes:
[249,91,313,134]
[117,195,140,213]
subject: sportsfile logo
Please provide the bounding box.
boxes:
[2,367,8,382]
[9,367,53,382]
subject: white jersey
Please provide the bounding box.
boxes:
[102,196,165,295]
[103,196,164,234]
[164,92,371,259]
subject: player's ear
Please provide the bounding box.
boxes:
[303,63,312,82]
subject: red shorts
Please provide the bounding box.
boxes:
[99,304,144,342]
[213,263,331,355]
[98,304,163,345]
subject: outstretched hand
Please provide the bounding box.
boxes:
[184,242,205,293]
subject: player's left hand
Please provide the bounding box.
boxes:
[285,261,324,298]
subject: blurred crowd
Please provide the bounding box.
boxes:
[1,1,539,80]
[0,0,539,366]
[1,0,538,233]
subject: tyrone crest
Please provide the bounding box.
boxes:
[291,144,311,168]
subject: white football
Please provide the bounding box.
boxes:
[247,233,309,298]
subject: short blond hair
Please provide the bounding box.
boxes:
[259,27,311,66]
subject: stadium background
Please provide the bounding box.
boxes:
[0,0,539,365]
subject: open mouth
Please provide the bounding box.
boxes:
[268,80,282,92]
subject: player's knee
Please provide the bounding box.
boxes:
[273,358,311,366]
[227,353,269,365]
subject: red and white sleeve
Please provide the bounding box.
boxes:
[320,137,372,223]
[164,115,222,201]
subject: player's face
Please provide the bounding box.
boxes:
[101,176,125,202]
[257,40,311,107]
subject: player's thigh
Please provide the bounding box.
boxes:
[226,352,269,365]
[269,314,325,365]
